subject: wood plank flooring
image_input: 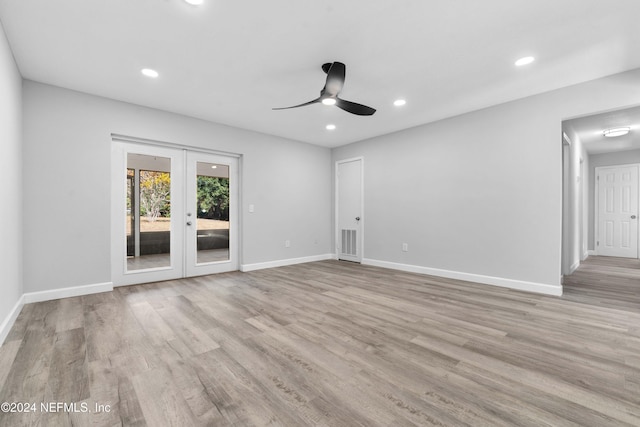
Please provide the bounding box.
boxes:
[1,257,640,426]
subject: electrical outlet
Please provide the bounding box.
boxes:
[285,240,291,248]
[402,243,408,252]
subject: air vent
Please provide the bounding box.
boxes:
[341,229,357,256]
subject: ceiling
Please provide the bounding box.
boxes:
[564,106,640,154]
[1,0,640,148]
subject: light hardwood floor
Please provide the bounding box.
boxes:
[1,257,639,426]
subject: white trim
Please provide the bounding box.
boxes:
[111,133,241,158]
[569,260,580,274]
[241,254,334,272]
[23,282,113,304]
[362,258,563,296]
[0,295,25,346]
[588,250,597,256]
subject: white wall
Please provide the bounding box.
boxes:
[22,81,332,293]
[588,148,640,250]
[332,69,640,295]
[0,19,22,341]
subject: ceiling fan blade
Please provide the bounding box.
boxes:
[323,62,345,96]
[336,98,376,116]
[272,97,321,110]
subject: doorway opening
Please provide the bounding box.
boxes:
[561,105,640,279]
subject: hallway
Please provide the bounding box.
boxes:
[564,255,640,310]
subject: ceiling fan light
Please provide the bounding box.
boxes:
[603,127,631,138]
[326,124,336,130]
[394,99,406,106]
[322,98,337,106]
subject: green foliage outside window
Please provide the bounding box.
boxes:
[140,171,171,221]
[197,176,229,220]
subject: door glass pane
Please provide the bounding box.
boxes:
[126,153,172,271]
[195,162,230,264]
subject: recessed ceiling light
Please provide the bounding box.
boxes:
[603,127,631,138]
[322,98,337,106]
[393,99,406,107]
[515,56,535,67]
[326,124,336,130]
[184,0,204,5]
[211,165,217,169]
[141,68,159,78]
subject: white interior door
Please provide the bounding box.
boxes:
[596,165,639,258]
[112,141,239,286]
[336,158,363,262]
[185,151,239,276]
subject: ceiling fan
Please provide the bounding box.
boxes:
[273,62,376,116]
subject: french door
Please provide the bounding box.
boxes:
[111,141,238,286]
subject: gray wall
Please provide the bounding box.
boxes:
[588,148,640,250]
[332,69,640,289]
[22,81,332,293]
[0,19,22,334]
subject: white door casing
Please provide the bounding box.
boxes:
[596,165,639,258]
[336,158,363,262]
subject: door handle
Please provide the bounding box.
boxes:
[186,221,193,226]
[355,217,360,221]
[632,215,637,219]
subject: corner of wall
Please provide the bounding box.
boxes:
[0,15,25,347]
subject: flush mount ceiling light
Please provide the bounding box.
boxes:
[184,0,204,5]
[322,98,337,106]
[141,68,159,78]
[515,56,535,67]
[326,124,336,130]
[603,127,631,138]
[393,99,406,107]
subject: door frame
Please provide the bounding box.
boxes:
[111,134,242,286]
[594,163,640,258]
[335,157,364,262]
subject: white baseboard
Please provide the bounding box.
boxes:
[362,258,563,296]
[23,282,113,304]
[588,250,597,256]
[569,261,580,274]
[0,295,25,347]
[241,254,334,272]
